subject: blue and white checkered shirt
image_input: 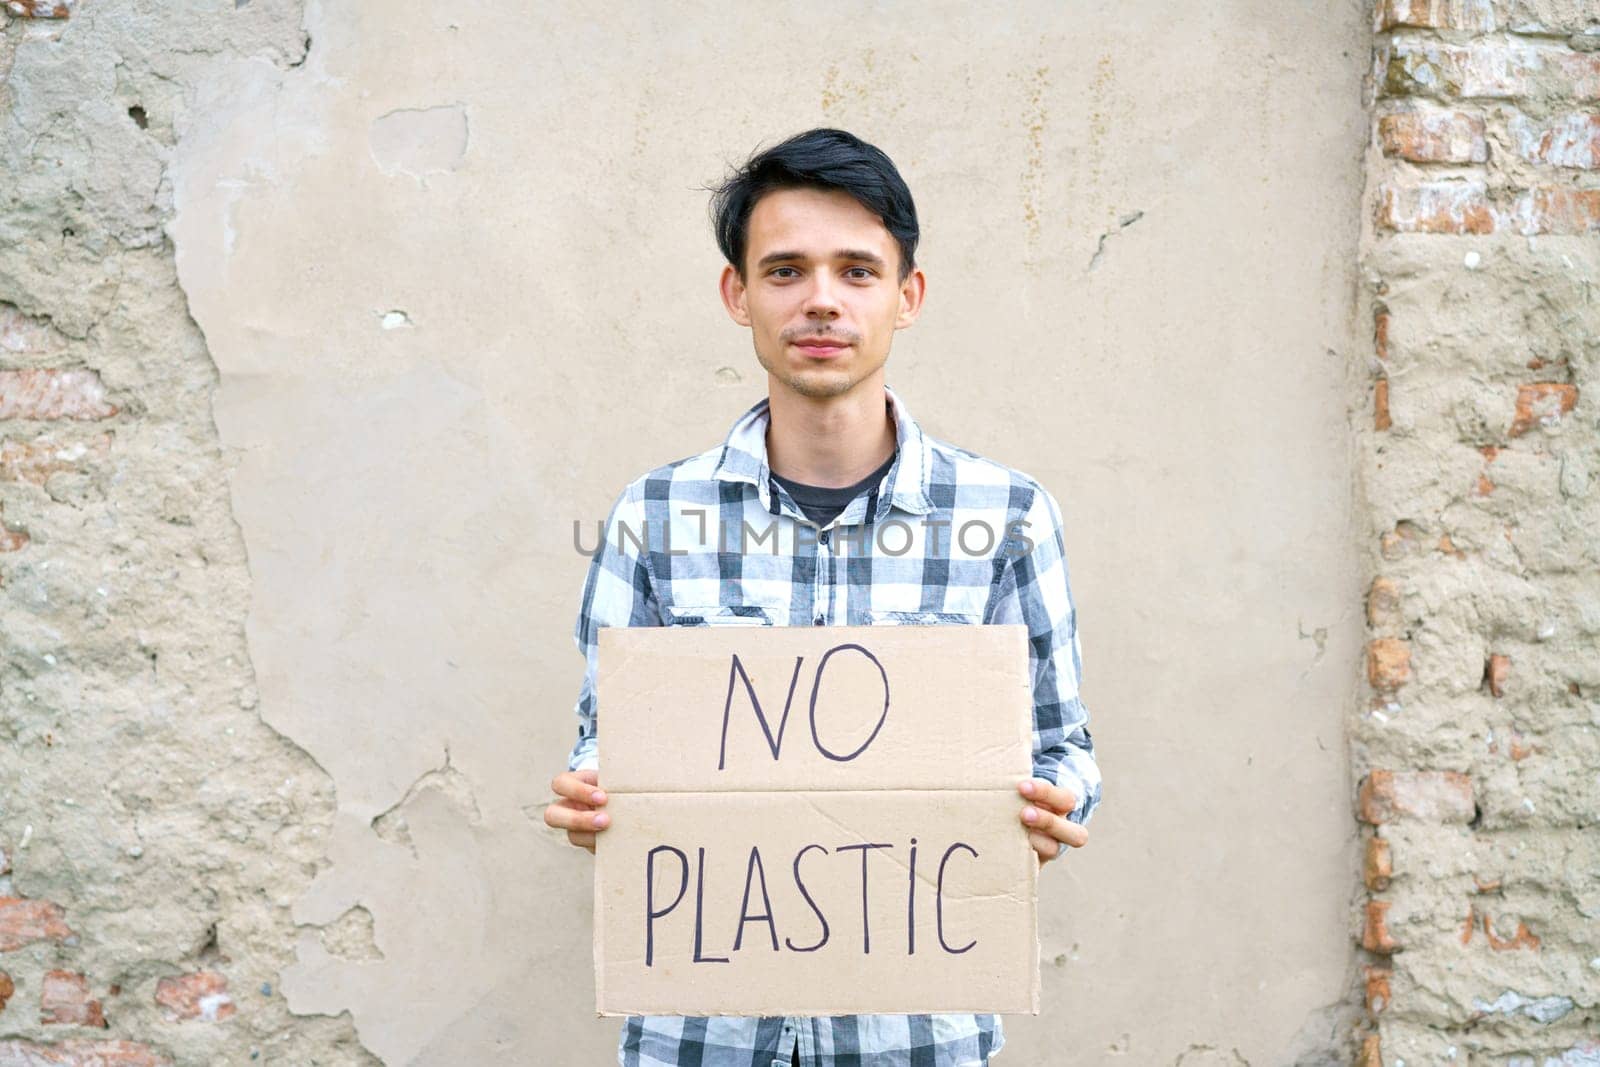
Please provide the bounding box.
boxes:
[568,385,1102,1067]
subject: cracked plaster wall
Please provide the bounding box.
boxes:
[0,0,375,1064]
[7,1,1371,1064]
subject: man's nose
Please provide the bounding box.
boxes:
[802,274,842,318]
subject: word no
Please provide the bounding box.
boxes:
[719,643,890,769]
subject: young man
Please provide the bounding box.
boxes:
[544,128,1102,1067]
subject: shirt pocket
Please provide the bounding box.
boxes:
[863,609,984,626]
[665,604,776,627]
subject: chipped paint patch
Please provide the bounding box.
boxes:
[1472,989,1575,1024]
[369,105,469,180]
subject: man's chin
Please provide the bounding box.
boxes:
[778,370,858,399]
[755,350,878,399]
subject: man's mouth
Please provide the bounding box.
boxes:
[791,337,851,359]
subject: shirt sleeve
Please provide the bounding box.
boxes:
[989,481,1102,839]
[566,483,662,773]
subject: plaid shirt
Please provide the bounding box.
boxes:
[567,385,1102,1067]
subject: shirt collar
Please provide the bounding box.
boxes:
[711,384,934,520]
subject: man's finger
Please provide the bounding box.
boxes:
[543,800,611,833]
[1020,804,1089,849]
[1018,777,1077,818]
[1027,830,1060,862]
[551,770,607,806]
[567,830,596,852]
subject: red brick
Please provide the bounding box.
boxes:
[1506,187,1600,234]
[1381,184,1600,237]
[1367,638,1412,690]
[1510,382,1578,434]
[1357,1034,1383,1067]
[0,971,13,1012]
[1359,769,1476,823]
[1511,111,1600,168]
[0,505,25,553]
[1374,306,1391,360]
[1362,899,1400,953]
[0,1040,170,1066]
[0,897,73,952]
[1376,0,1496,32]
[1378,109,1488,162]
[1477,444,1496,493]
[0,370,115,421]
[1381,520,1425,559]
[40,972,104,1028]
[0,306,62,355]
[1364,837,1394,891]
[1,1,73,16]
[1485,653,1510,697]
[1383,40,1600,101]
[153,971,234,1023]
[1483,913,1541,950]
[0,434,112,486]
[1367,577,1402,628]
[1377,180,1495,233]
[1364,963,1393,1014]
[1375,378,1393,431]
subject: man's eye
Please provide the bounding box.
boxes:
[770,267,799,278]
[846,268,874,279]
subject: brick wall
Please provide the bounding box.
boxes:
[0,5,374,1065]
[1358,1,1600,1063]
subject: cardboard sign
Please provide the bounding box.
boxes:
[593,624,1039,1017]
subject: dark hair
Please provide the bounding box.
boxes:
[708,127,919,282]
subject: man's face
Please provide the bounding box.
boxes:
[719,186,925,400]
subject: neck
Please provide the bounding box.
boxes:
[764,374,897,488]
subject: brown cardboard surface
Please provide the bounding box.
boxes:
[595,791,1039,1016]
[596,624,1033,792]
[594,625,1039,1017]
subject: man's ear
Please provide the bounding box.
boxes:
[894,267,927,330]
[719,264,751,327]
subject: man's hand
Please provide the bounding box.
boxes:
[1017,777,1088,865]
[544,769,610,853]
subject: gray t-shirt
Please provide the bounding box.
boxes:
[769,449,897,529]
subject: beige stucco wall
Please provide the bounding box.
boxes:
[167,1,1370,1063]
